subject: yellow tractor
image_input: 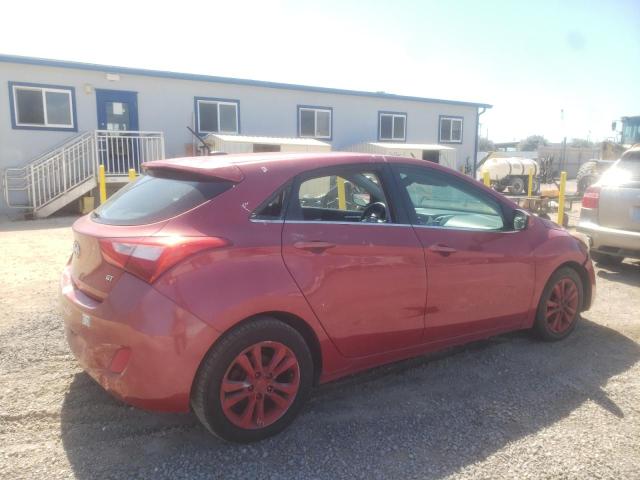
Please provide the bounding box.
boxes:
[577,115,640,194]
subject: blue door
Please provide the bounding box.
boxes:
[96,89,138,131]
[95,90,140,173]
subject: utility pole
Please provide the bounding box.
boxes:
[560,109,567,172]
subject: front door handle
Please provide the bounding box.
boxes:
[293,241,336,252]
[429,243,457,256]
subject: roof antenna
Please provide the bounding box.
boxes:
[187,126,212,155]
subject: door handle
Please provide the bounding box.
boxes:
[293,241,336,252]
[429,243,457,256]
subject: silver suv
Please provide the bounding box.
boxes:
[578,145,640,265]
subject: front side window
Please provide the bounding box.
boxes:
[11,83,75,130]
[396,166,504,230]
[294,170,389,223]
[439,116,463,143]
[298,107,331,139]
[379,113,406,141]
[196,98,239,134]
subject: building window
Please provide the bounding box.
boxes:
[298,106,332,139]
[10,82,76,130]
[195,98,239,134]
[439,116,463,143]
[378,112,406,141]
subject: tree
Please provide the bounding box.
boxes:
[570,138,594,148]
[518,135,549,151]
[478,137,495,151]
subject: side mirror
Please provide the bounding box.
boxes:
[513,209,529,231]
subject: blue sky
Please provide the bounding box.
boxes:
[2,0,638,142]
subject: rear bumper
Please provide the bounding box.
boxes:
[60,266,220,412]
[577,221,640,259]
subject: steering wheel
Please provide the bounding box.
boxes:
[361,202,387,223]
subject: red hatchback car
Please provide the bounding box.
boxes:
[61,152,595,442]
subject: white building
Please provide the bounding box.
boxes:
[0,54,491,217]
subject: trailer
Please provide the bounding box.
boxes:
[477,156,540,194]
[345,142,457,170]
[204,134,331,154]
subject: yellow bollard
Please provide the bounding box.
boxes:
[98,165,107,205]
[337,176,346,210]
[482,170,491,187]
[557,171,567,227]
[128,168,137,182]
[527,167,534,198]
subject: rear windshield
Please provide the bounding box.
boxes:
[602,152,640,186]
[92,172,232,225]
[618,152,640,180]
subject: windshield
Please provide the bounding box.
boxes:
[622,119,640,144]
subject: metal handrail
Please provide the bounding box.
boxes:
[3,130,165,211]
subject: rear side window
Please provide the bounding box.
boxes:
[92,172,232,225]
[251,185,290,220]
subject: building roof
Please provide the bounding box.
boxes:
[206,134,330,147]
[0,54,492,109]
[369,142,455,151]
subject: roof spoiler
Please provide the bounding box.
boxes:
[142,158,244,182]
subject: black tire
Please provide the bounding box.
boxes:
[494,184,506,193]
[508,176,526,195]
[533,267,583,341]
[576,161,598,195]
[531,178,540,195]
[590,251,624,266]
[191,317,313,443]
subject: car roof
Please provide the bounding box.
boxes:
[142,151,445,181]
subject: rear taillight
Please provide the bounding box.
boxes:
[581,186,600,209]
[99,236,229,283]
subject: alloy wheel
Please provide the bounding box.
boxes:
[219,341,300,429]
[545,278,579,334]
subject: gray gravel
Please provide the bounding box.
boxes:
[1,215,639,480]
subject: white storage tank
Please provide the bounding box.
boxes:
[345,142,457,170]
[478,157,539,181]
[205,134,331,154]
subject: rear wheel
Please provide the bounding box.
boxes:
[191,317,313,443]
[591,251,624,266]
[576,161,598,195]
[531,177,540,195]
[508,176,526,195]
[533,267,583,341]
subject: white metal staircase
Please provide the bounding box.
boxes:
[3,130,164,218]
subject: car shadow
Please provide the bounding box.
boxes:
[0,214,79,232]
[596,260,640,287]
[60,318,639,479]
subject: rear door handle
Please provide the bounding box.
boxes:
[293,241,336,252]
[429,243,457,256]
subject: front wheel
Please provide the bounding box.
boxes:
[533,267,583,341]
[191,318,313,443]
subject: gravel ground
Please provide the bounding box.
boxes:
[0,214,639,480]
